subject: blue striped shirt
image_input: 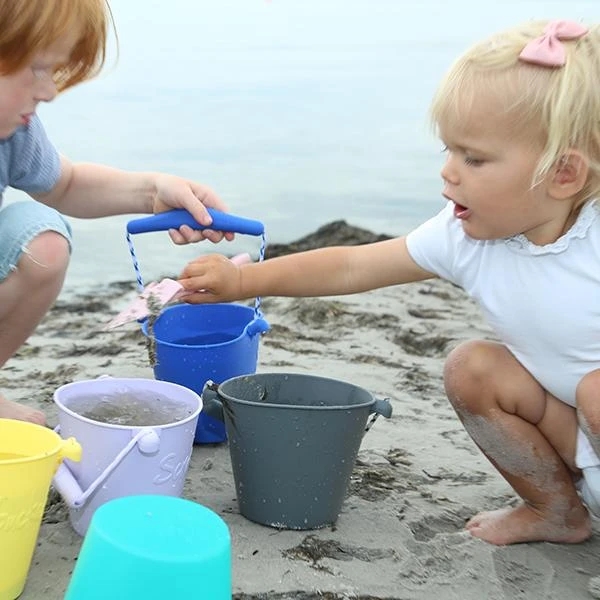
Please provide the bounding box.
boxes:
[0,114,60,206]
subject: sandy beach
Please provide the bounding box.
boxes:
[4,222,600,600]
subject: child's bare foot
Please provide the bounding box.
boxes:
[0,394,46,426]
[465,503,591,545]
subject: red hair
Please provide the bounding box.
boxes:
[0,0,115,91]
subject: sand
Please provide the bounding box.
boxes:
[5,268,600,599]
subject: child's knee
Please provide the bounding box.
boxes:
[577,370,600,434]
[443,340,496,408]
[18,231,70,281]
[577,370,600,402]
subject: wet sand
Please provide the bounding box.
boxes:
[6,223,600,599]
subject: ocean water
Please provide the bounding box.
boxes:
[4,0,598,290]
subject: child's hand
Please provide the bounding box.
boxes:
[152,174,234,244]
[178,254,244,303]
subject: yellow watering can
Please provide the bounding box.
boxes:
[0,418,81,600]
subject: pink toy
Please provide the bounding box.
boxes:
[104,252,251,330]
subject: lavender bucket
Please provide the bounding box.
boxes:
[51,377,201,536]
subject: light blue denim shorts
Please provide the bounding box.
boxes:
[0,200,72,281]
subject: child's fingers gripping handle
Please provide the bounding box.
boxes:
[126,208,265,236]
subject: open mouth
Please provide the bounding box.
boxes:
[453,202,470,219]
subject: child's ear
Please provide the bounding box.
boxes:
[549,150,589,199]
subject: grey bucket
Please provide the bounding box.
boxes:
[202,373,392,530]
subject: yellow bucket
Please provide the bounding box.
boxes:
[0,418,81,600]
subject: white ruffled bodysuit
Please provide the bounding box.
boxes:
[406,199,600,514]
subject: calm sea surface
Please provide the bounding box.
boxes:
[5,0,598,290]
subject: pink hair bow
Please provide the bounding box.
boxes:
[519,20,588,67]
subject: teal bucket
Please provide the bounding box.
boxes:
[64,495,231,600]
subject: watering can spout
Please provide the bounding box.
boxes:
[59,436,82,463]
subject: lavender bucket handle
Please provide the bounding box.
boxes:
[52,427,161,509]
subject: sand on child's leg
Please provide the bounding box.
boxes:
[444,340,591,545]
[460,409,591,545]
[576,369,600,457]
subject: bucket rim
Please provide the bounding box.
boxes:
[141,303,261,349]
[53,377,202,431]
[215,372,376,411]
[0,418,63,464]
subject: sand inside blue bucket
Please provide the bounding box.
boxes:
[64,391,193,426]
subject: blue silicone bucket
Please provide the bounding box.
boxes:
[126,208,268,444]
[142,303,269,443]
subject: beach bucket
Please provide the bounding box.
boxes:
[0,419,81,600]
[65,495,231,600]
[202,373,393,529]
[142,303,269,444]
[126,208,269,444]
[51,377,201,536]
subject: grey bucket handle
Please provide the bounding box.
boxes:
[365,398,393,433]
[200,381,225,423]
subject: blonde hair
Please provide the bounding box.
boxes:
[0,0,115,91]
[430,20,600,203]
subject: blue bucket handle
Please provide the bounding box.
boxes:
[125,209,268,320]
[244,316,270,338]
[127,208,265,236]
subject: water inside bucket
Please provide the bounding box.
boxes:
[64,391,193,426]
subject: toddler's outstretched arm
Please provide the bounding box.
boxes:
[178,236,434,302]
